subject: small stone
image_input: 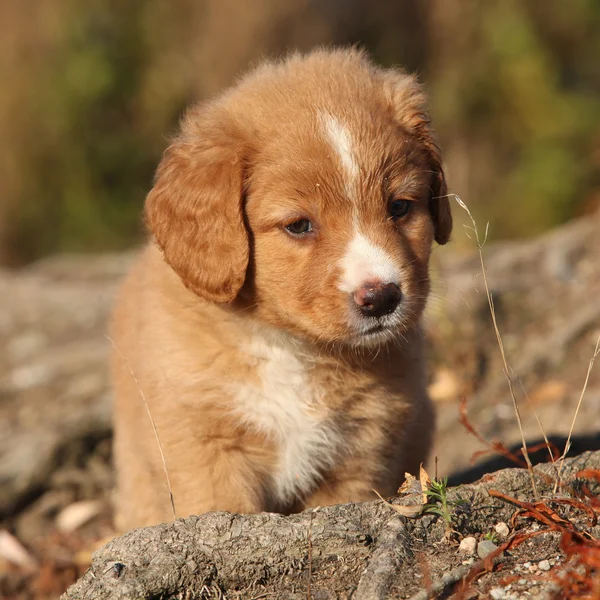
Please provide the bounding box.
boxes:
[519,579,527,585]
[459,536,477,555]
[477,539,498,559]
[538,559,551,571]
[494,522,510,538]
[523,562,532,569]
[490,588,506,600]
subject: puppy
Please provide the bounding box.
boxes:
[111,48,452,531]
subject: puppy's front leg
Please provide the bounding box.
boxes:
[167,438,272,517]
[114,403,276,529]
[300,455,391,509]
[302,475,379,509]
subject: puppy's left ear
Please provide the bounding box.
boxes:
[382,72,453,245]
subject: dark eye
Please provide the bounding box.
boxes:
[389,199,412,221]
[285,219,313,235]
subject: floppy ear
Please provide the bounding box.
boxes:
[145,107,249,302]
[382,72,452,245]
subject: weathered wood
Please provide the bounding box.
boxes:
[63,451,600,599]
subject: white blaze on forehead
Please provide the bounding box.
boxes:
[338,232,400,293]
[321,113,359,199]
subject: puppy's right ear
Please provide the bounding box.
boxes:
[381,71,453,245]
[145,106,249,303]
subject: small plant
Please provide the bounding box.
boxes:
[483,531,499,543]
[424,477,452,524]
[424,477,471,539]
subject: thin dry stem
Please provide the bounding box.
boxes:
[106,335,177,520]
[450,194,538,497]
[515,375,558,476]
[555,333,600,490]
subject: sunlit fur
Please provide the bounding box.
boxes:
[111,48,452,531]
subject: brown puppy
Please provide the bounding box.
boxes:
[111,48,452,531]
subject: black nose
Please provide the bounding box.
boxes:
[354,282,402,318]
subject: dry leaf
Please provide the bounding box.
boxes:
[427,368,461,402]
[56,500,104,534]
[0,530,37,570]
[397,472,420,495]
[373,489,424,518]
[419,464,432,504]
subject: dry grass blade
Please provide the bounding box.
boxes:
[515,376,558,475]
[576,469,600,483]
[453,530,549,600]
[555,333,600,490]
[106,335,177,520]
[557,531,600,599]
[450,194,538,497]
[489,489,597,535]
[459,396,526,467]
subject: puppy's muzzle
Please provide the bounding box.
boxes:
[353,281,402,318]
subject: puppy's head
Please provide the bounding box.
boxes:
[146,49,452,347]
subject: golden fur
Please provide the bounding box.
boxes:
[111,48,452,531]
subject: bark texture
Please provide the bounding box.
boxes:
[63,451,600,600]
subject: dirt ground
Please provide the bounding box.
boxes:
[1,213,599,598]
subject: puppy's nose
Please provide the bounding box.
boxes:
[354,282,402,318]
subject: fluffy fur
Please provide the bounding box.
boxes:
[111,48,452,530]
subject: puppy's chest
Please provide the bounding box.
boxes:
[231,340,341,504]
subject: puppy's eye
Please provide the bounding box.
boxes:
[389,199,412,221]
[285,219,313,235]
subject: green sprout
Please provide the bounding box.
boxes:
[423,477,470,539]
[483,531,499,543]
[424,477,452,524]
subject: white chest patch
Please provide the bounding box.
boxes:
[233,334,340,504]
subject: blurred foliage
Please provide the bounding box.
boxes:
[1,0,598,264]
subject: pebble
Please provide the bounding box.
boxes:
[518,579,527,585]
[494,521,510,538]
[538,559,551,571]
[477,539,498,559]
[490,588,505,600]
[459,536,477,555]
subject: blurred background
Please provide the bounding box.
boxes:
[1,0,599,266]
[1,2,600,597]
